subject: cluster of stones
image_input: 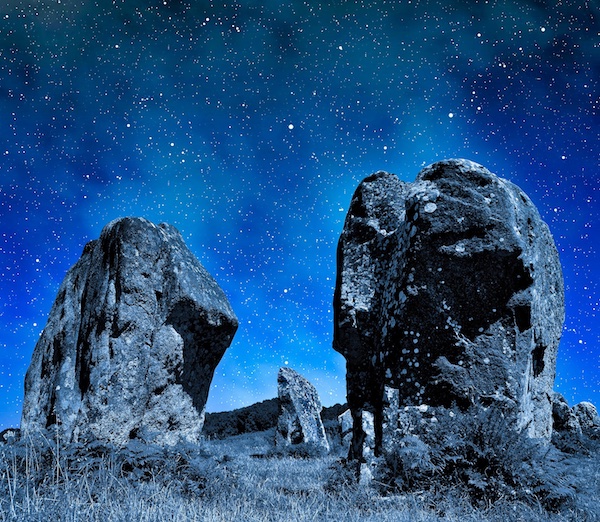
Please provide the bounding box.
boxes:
[19,217,330,451]
[17,159,593,466]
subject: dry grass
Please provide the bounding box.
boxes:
[0,429,597,522]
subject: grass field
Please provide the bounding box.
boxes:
[0,428,598,522]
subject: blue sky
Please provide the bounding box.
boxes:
[1,0,598,430]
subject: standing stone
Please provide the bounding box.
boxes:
[275,367,329,453]
[338,409,354,449]
[334,159,564,461]
[21,217,238,446]
[333,170,408,459]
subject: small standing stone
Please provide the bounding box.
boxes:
[275,367,329,453]
[338,409,353,448]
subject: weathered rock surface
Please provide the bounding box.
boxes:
[573,402,600,433]
[338,409,353,449]
[551,393,582,435]
[21,217,238,445]
[334,159,564,460]
[552,393,600,442]
[0,428,20,444]
[275,367,329,453]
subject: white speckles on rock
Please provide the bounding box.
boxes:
[334,159,565,465]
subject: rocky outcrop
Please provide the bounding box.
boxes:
[275,367,329,453]
[573,402,600,434]
[21,217,238,446]
[334,159,564,461]
[552,393,582,435]
[552,393,600,441]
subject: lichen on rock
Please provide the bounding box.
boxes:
[334,159,565,462]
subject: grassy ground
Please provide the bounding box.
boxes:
[0,429,597,522]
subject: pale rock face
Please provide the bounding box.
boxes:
[572,402,600,433]
[21,217,238,446]
[334,159,564,461]
[338,409,353,448]
[275,367,329,453]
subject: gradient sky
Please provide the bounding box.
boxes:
[1,1,598,431]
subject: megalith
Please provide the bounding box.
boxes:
[21,217,238,445]
[334,159,564,460]
[275,367,329,453]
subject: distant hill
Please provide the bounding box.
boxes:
[204,400,347,439]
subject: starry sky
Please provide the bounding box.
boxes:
[0,1,598,431]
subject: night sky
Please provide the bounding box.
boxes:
[1,1,598,431]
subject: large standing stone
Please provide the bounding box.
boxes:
[21,217,238,446]
[334,159,564,460]
[275,367,329,453]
